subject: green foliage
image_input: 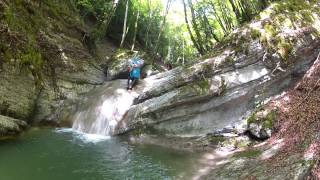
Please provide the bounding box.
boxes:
[187,0,274,54]
[195,78,211,94]
[262,111,276,129]
[277,41,293,61]
[17,46,44,86]
[4,0,319,75]
[20,47,43,71]
[208,136,225,144]
[256,0,320,62]
[247,110,276,129]
[247,112,257,125]
[2,1,43,77]
[77,0,94,14]
[263,23,277,37]
[76,0,114,40]
[2,0,80,86]
[250,29,261,39]
[3,6,15,27]
[219,78,227,95]
[73,0,275,65]
[4,0,44,36]
[0,101,10,116]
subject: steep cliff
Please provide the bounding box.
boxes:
[0,0,114,135]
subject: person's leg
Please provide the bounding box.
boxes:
[127,76,131,90]
[131,79,137,89]
[128,77,133,90]
[131,78,139,89]
[129,77,138,90]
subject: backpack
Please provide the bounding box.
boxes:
[129,57,144,79]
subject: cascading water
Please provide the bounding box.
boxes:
[72,80,138,135]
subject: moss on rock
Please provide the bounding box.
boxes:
[247,108,276,139]
[234,149,262,158]
[0,115,27,137]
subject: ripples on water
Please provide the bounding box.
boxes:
[0,128,200,180]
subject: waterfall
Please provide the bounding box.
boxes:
[72,80,138,136]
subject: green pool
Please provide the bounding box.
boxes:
[0,128,201,180]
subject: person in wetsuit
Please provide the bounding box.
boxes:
[127,57,144,90]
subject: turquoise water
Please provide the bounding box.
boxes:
[0,128,200,180]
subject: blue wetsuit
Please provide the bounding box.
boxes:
[127,58,143,90]
[130,65,141,79]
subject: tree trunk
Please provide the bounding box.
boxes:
[105,0,120,32]
[154,0,172,56]
[187,0,206,54]
[120,0,129,48]
[182,40,185,65]
[200,6,219,43]
[229,0,242,23]
[218,0,233,32]
[209,1,228,34]
[145,0,153,47]
[238,0,251,21]
[131,8,140,51]
[182,0,204,55]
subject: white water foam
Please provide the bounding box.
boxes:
[55,128,110,143]
[71,80,139,136]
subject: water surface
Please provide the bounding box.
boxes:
[0,128,201,180]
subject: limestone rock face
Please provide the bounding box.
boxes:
[33,31,106,124]
[0,0,107,129]
[115,12,320,137]
[0,64,36,120]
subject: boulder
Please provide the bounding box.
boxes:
[106,49,138,80]
[105,49,158,80]
[247,109,275,140]
[0,115,27,136]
